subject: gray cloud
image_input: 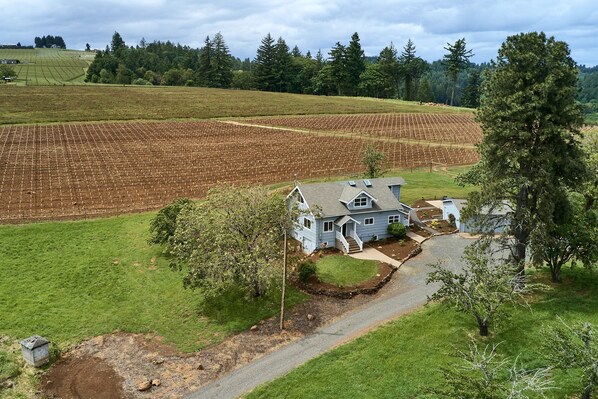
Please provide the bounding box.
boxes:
[2,0,597,65]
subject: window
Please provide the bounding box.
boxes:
[354,196,368,207]
[303,218,312,230]
[323,221,333,232]
[388,215,401,224]
[298,194,305,204]
[364,217,374,225]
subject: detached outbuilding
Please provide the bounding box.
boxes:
[442,198,510,234]
[20,335,50,367]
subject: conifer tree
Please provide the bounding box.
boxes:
[345,32,365,96]
[254,33,277,91]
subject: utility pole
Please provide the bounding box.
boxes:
[279,228,288,330]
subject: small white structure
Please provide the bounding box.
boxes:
[20,335,50,367]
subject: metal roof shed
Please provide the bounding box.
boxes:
[20,335,50,367]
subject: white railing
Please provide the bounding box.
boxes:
[336,231,349,253]
[353,232,363,251]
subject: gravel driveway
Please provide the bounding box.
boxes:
[185,234,471,399]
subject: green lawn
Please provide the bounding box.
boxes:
[0,213,306,352]
[398,165,474,204]
[315,255,379,287]
[0,85,470,125]
[248,266,597,398]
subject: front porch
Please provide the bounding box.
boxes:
[334,215,363,254]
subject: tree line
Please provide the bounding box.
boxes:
[86,31,598,111]
[34,35,66,49]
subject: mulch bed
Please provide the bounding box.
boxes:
[410,224,433,237]
[367,237,419,260]
[415,208,443,220]
[427,219,458,234]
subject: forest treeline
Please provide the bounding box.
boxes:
[85,31,598,113]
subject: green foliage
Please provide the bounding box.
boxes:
[344,32,366,96]
[362,144,387,178]
[473,31,587,272]
[443,38,474,105]
[448,213,456,227]
[377,43,400,98]
[427,242,529,336]
[149,198,194,246]
[315,255,378,287]
[460,68,482,108]
[254,33,277,91]
[398,39,429,101]
[297,259,317,283]
[387,222,406,239]
[0,65,16,78]
[432,340,553,399]
[168,185,294,298]
[0,350,20,382]
[545,320,598,399]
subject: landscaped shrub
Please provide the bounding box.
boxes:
[448,213,456,227]
[387,222,407,239]
[298,259,317,282]
[430,220,442,229]
[149,198,194,245]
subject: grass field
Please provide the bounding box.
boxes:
[315,256,379,287]
[0,212,307,353]
[0,85,471,125]
[0,48,92,86]
[248,267,596,399]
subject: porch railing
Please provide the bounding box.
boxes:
[335,231,349,253]
[353,232,363,251]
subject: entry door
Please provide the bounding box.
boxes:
[342,223,347,237]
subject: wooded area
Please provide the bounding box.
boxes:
[82,31,598,116]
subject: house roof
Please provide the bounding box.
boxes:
[297,177,405,218]
[444,199,511,216]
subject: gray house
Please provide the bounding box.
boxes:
[443,198,510,233]
[288,177,412,254]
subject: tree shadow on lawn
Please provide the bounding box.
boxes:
[195,285,307,333]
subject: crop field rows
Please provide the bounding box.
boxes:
[0,118,479,223]
[0,48,92,85]
[244,113,483,144]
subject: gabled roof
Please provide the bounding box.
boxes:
[296,177,405,218]
[444,198,511,216]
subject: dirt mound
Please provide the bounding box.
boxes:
[42,356,127,399]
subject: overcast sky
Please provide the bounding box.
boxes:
[2,0,598,66]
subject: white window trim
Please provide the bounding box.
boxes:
[323,221,333,232]
[353,196,368,208]
[388,215,401,224]
[304,217,312,230]
[364,217,374,225]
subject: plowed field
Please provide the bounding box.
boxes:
[0,117,480,223]
[244,113,483,144]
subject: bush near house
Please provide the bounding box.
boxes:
[387,222,407,239]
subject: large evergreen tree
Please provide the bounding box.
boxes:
[463,32,587,275]
[328,42,347,95]
[377,43,400,98]
[211,32,233,88]
[461,68,481,108]
[443,38,473,106]
[344,32,365,96]
[254,33,277,91]
[273,37,292,92]
[197,35,213,86]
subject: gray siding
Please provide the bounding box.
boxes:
[443,201,461,229]
[389,185,401,201]
[346,194,373,211]
[352,210,408,242]
[315,218,337,250]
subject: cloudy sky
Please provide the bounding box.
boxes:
[3,0,598,66]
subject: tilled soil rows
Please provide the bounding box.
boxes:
[244,112,483,144]
[0,117,479,223]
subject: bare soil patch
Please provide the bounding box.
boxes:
[0,119,479,224]
[415,207,443,221]
[39,294,375,399]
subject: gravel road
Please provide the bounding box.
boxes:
[185,234,471,399]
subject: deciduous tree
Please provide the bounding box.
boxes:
[426,242,528,336]
[168,186,290,299]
